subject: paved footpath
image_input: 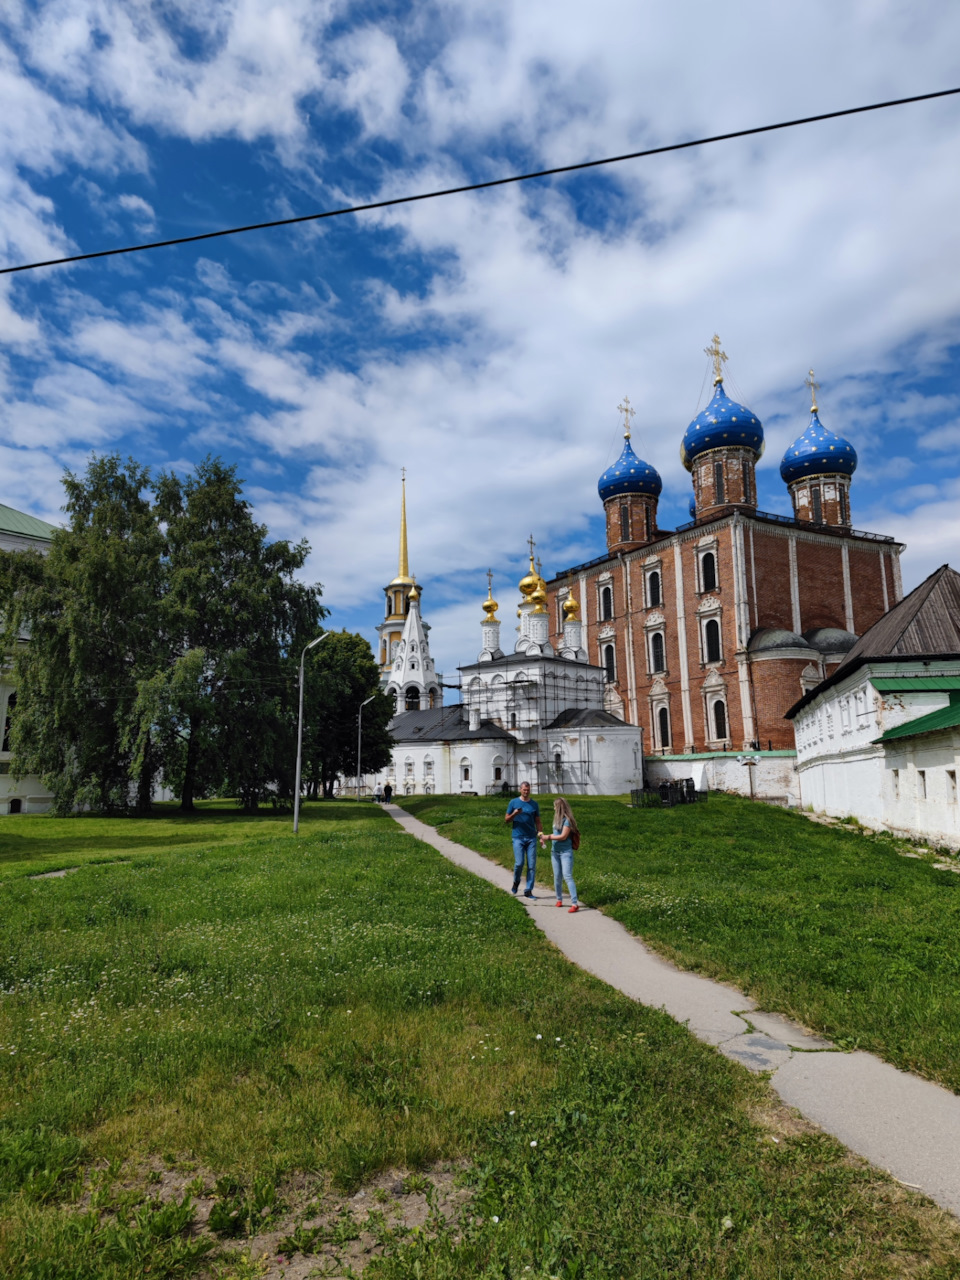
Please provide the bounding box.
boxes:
[386,804,960,1217]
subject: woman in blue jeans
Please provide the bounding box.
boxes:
[540,797,580,913]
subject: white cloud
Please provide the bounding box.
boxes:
[116,192,155,230]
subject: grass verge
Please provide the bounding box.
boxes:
[1,802,959,1277]
[402,791,960,1095]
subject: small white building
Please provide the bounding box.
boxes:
[787,564,960,845]
[0,503,58,814]
[373,552,644,797]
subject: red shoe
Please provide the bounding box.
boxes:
[556,900,563,908]
[568,904,579,913]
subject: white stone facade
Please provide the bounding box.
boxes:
[791,660,960,845]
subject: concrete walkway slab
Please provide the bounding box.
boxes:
[386,804,960,1218]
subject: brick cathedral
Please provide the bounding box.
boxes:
[545,338,904,754]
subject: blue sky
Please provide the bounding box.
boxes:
[2,0,960,684]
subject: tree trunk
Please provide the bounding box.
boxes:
[135,732,153,817]
[179,713,200,812]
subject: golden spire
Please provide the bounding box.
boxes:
[705,333,728,385]
[617,395,636,439]
[482,568,499,621]
[389,469,413,586]
[805,369,820,414]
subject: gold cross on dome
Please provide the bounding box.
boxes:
[617,395,636,438]
[805,369,820,413]
[705,333,728,384]
[486,567,494,594]
[401,465,406,482]
[536,556,543,578]
[527,533,536,559]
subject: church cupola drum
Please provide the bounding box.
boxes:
[599,396,663,553]
[682,335,763,518]
[780,371,857,527]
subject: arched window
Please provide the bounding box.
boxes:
[2,693,16,753]
[650,632,665,673]
[619,505,630,542]
[713,699,727,740]
[644,506,652,540]
[658,706,670,750]
[405,688,420,710]
[460,758,471,783]
[510,711,518,729]
[701,552,717,593]
[600,585,613,620]
[648,571,661,607]
[603,644,616,682]
[811,485,823,523]
[714,461,725,504]
[705,618,721,663]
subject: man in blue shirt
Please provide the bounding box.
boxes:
[505,781,542,898]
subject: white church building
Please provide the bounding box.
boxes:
[787,564,960,846]
[371,490,643,797]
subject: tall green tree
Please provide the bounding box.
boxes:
[0,456,165,815]
[300,631,394,798]
[0,454,327,816]
[149,457,325,812]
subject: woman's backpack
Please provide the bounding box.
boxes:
[571,829,581,852]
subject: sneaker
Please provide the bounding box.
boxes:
[511,881,520,895]
[555,900,563,908]
[523,891,535,899]
[568,904,579,913]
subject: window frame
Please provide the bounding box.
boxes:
[649,631,666,674]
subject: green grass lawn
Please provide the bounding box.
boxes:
[1,803,959,1278]
[402,792,960,1096]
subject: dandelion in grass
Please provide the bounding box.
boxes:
[530,1140,537,1147]
[535,1034,542,1040]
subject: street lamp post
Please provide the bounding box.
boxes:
[293,632,333,834]
[356,695,376,802]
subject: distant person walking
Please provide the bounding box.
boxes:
[382,782,393,804]
[540,798,580,912]
[505,781,542,898]
[375,784,383,804]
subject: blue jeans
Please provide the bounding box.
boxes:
[512,836,537,893]
[551,848,578,903]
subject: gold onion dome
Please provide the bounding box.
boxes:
[562,594,580,620]
[518,555,541,599]
[530,583,548,614]
[408,580,420,603]
[482,588,499,621]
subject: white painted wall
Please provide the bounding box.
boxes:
[646,753,800,804]
[792,660,960,844]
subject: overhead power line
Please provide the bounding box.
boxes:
[2,85,959,277]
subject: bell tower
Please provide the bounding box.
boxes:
[376,472,418,681]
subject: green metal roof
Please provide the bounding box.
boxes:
[874,696,960,744]
[871,676,960,692]
[0,504,57,540]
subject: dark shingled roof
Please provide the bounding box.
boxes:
[546,708,630,729]
[786,564,960,718]
[388,706,516,743]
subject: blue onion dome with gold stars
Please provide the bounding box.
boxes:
[598,435,662,501]
[780,409,858,484]
[598,394,662,502]
[680,380,764,471]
